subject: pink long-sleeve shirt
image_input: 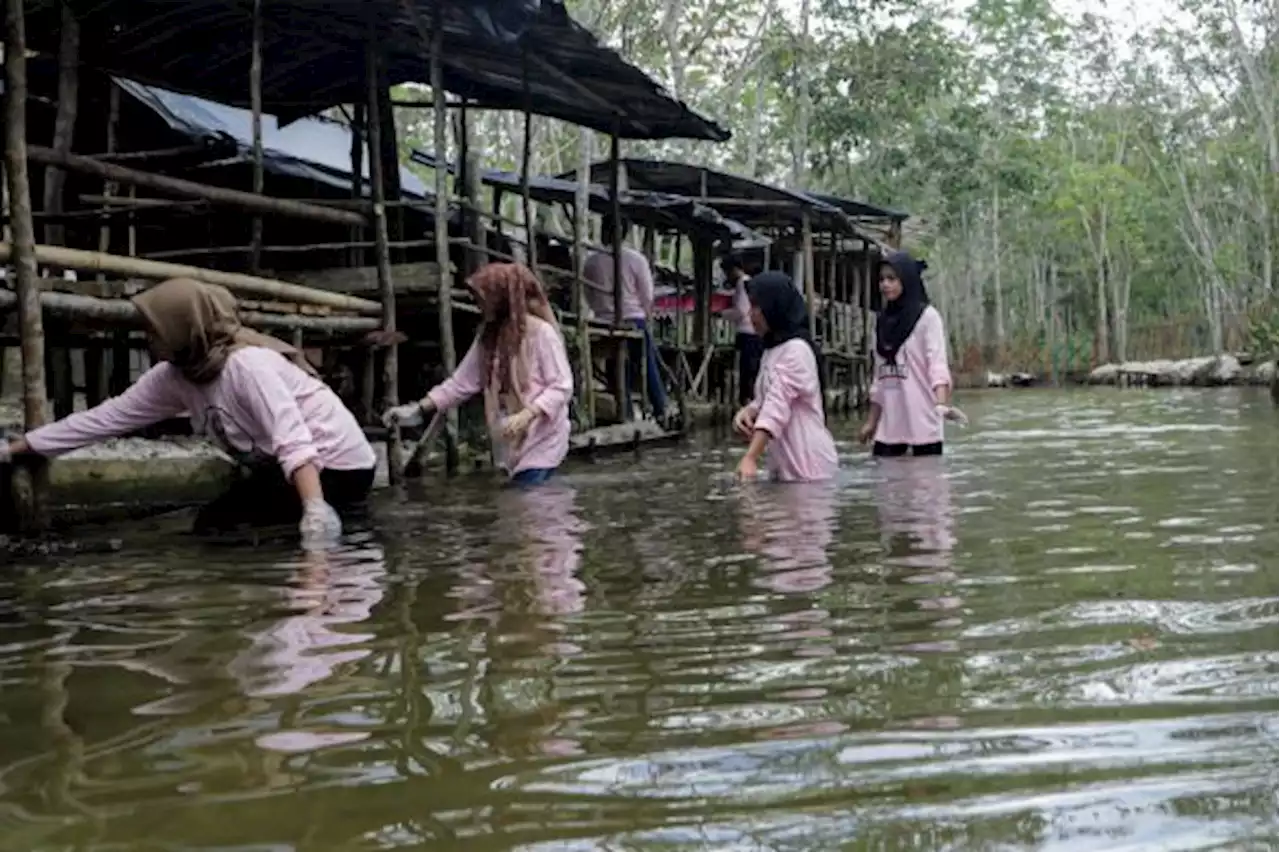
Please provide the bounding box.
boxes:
[426,314,573,475]
[582,245,654,323]
[25,347,376,478]
[749,339,839,482]
[869,305,952,446]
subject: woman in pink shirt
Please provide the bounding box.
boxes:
[0,278,376,547]
[731,271,839,482]
[384,263,573,486]
[858,251,965,456]
[719,254,763,407]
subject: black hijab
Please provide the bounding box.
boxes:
[747,271,827,413]
[875,251,930,363]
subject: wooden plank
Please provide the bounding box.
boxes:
[282,261,445,294]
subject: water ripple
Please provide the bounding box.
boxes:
[0,388,1274,850]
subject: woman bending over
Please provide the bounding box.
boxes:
[1,278,376,548]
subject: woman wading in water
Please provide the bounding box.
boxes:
[384,262,573,487]
[731,271,838,482]
[859,251,966,456]
[0,278,376,548]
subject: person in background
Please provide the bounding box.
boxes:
[731,271,839,482]
[719,254,763,407]
[0,278,375,548]
[384,262,573,487]
[858,251,966,456]
[582,214,668,422]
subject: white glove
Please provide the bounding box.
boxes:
[935,403,970,427]
[382,401,426,429]
[299,498,342,551]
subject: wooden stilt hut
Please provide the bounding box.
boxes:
[568,160,905,415]
[1,0,729,532]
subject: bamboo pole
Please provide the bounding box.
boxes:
[4,0,50,533]
[0,242,382,314]
[430,11,459,477]
[249,0,265,273]
[572,129,595,428]
[0,287,379,332]
[41,1,78,249]
[25,146,366,228]
[365,40,403,482]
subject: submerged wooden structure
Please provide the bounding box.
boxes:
[0,0,728,532]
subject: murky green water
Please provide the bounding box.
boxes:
[0,388,1276,851]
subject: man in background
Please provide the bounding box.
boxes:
[583,214,668,422]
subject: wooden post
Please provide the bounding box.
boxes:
[83,339,105,407]
[520,61,537,275]
[5,0,50,531]
[463,149,483,276]
[457,103,483,277]
[42,1,78,250]
[673,234,686,423]
[860,239,874,408]
[802,213,816,339]
[572,128,594,429]
[48,342,72,419]
[365,40,403,482]
[348,97,368,422]
[520,109,535,268]
[639,225,655,417]
[248,0,265,274]
[348,101,365,269]
[96,82,119,273]
[430,12,459,476]
[608,129,627,422]
[376,79,403,263]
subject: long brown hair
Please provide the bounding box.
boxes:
[468,262,557,394]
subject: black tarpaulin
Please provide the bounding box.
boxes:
[22,0,730,141]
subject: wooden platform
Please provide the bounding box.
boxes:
[568,419,682,458]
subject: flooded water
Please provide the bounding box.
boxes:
[0,388,1275,851]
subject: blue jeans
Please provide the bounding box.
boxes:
[510,467,556,486]
[624,319,668,419]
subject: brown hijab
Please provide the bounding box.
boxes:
[467,263,560,430]
[131,278,318,384]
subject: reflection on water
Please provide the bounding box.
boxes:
[0,388,1275,851]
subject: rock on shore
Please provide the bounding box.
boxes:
[1086,355,1277,387]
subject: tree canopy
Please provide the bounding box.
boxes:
[397,0,1278,370]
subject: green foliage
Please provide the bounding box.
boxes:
[1249,306,1278,360]
[388,0,1275,365]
